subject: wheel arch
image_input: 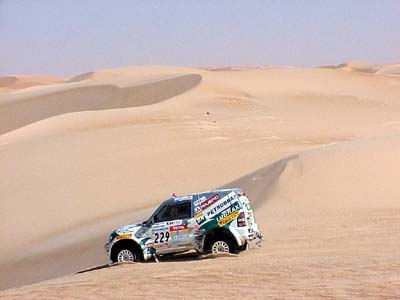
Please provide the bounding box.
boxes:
[203,227,239,252]
[110,239,144,262]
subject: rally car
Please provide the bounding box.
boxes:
[105,188,262,262]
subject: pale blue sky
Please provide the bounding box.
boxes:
[1,0,399,76]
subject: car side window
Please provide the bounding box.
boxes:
[174,201,192,219]
[153,201,191,223]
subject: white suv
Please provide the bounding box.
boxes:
[105,188,262,262]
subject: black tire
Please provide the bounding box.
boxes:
[112,246,142,263]
[238,242,248,252]
[208,235,237,254]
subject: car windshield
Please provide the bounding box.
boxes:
[146,198,192,224]
[154,201,191,223]
[145,199,171,222]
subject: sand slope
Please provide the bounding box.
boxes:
[1,64,400,298]
[1,136,399,299]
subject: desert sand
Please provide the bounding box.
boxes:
[0,63,400,299]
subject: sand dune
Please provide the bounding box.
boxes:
[0,75,65,93]
[1,136,399,299]
[323,61,400,77]
[1,64,400,298]
[0,72,201,134]
[68,66,204,82]
[376,64,400,76]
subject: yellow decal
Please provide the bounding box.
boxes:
[218,211,240,226]
[194,212,203,220]
[116,234,132,240]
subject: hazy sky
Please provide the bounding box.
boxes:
[1,0,399,76]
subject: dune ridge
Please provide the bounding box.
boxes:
[0,73,201,134]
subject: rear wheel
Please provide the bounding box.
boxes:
[209,236,236,254]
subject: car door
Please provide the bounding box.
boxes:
[150,200,195,254]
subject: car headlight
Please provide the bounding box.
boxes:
[109,230,118,242]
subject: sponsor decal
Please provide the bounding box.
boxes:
[173,234,191,240]
[205,196,238,217]
[216,202,242,226]
[194,199,202,206]
[217,211,240,226]
[116,234,132,240]
[172,234,192,246]
[201,194,220,210]
[153,242,169,249]
[116,224,138,235]
[195,212,206,225]
[169,224,189,236]
[166,220,183,226]
[169,224,188,231]
[194,206,202,214]
[152,225,169,232]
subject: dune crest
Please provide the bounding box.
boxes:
[67,66,206,82]
[0,73,201,134]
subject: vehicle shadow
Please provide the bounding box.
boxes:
[76,252,238,274]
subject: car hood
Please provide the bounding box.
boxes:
[115,222,143,235]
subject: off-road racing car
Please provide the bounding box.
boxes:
[105,188,262,262]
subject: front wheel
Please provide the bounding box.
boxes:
[115,248,141,263]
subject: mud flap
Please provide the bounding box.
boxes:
[248,232,263,249]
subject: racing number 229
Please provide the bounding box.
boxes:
[154,231,170,243]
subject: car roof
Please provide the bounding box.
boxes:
[167,188,241,204]
[150,188,242,218]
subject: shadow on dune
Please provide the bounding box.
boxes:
[76,252,239,274]
[220,155,297,208]
[0,74,202,134]
[75,253,204,274]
